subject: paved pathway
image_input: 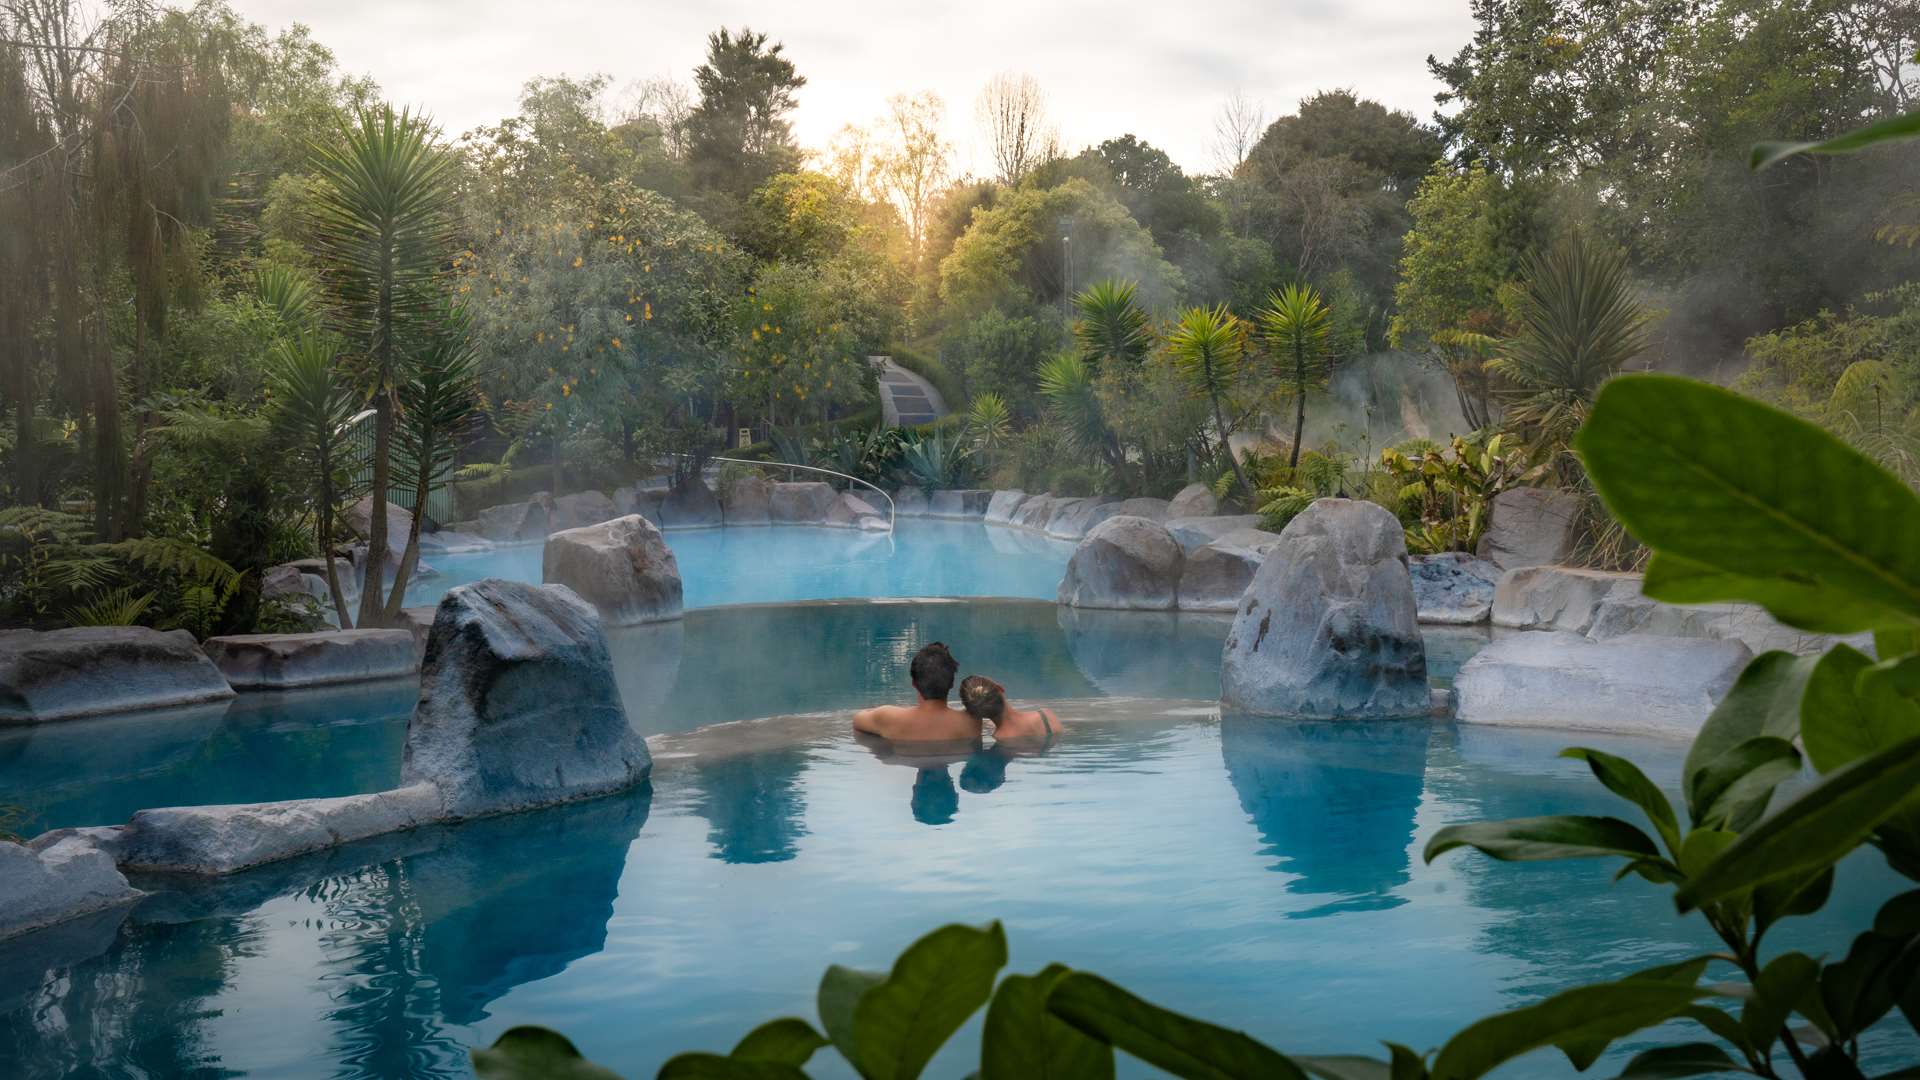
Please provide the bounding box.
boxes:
[875,357,947,428]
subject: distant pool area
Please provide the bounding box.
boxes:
[407,519,1076,609]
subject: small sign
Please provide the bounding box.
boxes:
[737,427,753,448]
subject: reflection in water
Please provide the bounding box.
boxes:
[959,746,1013,793]
[1220,715,1430,918]
[1055,606,1233,699]
[911,768,959,824]
[0,789,650,1080]
[688,748,810,862]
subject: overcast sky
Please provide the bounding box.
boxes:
[225,0,1477,176]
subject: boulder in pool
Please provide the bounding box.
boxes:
[614,484,667,528]
[984,490,1029,525]
[1410,552,1502,624]
[893,485,930,516]
[402,579,649,819]
[1477,487,1581,571]
[477,497,552,542]
[0,627,236,724]
[661,477,722,528]
[1453,631,1751,737]
[542,515,684,626]
[202,630,418,689]
[771,481,837,523]
[1178,527,1283,612]
[927,489,992,519]
[1057,516,1185,611]
[1167,482,1219,519]
[1492,565,1637,633]
[118,782,444,875]
[722,475,773,525]
[828,492,889,530]
[1220,498,1428,719]
[548,490,616,532]
[1010,494,1059,531]
[1166,514,1266,554]
[0,835,141,940]
[1045,497,1117,540]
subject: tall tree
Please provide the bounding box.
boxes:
[307,104,459,628]
[686,26,805,223]
[1259,283,1335,469]
[976,72,1057,185]
[876,91,950,265]
[1167,305,1254,503]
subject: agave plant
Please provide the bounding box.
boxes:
[307,103,460,628]
[1165,304,1254,505]
[965,392,1011,473]
[1489,231,1649,461]
[1257,283,1334,469]
[266,333,361,627]
[898,431,975,491]
[1071,279,1150,368]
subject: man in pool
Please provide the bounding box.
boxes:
[851,641,981,741]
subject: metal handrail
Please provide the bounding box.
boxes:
[675,454,895,535]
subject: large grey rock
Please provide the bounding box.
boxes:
[984,490,1030,525]
[345,496,413,561]
[1166,515,1266,554]
[1220,499,1428,719]
[477,497,551,543]
[549,490,617,532]
[893,486,930,516]
[1057,516,1185,611]
[1410,552,1503,625]
[722,475,773,525]
[613,484,667,528]
[261,562,309,601]
[1010,494,1060,531]
[828,492,889,530]
[1178,528,1283,612]
[928,489,992,519]
[400,606,438,664]
[771,481,838,523]
[1102,497,1171,525]
[661,477,722,528]
[0,835,141,940]
[1492,565,1637,633]
[1046,498,1118,540]
[1477,487,1582,571]
[401,580,649,819]
[0,627,235,724]
[202,630,417,689]
[118,783,443,875]
[1454,632,1752,737]
[542,515,684,626]
[1167,482,1220,519]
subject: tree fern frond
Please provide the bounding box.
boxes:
[63,587,156,627]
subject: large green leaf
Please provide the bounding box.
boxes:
[1046,972,1308,1080]
[1430,961,1710,1079]
[1675,735,1920,912]
[1802,645,1920,774]
[1562,748,1681,855]
[1641,555,1897,635]
[1575,375,1920,632]
[981,965,1113,1080]
[732,1019,830,1067]
[1690,737,1803,833]
[471,1027,625,1080]
[1682,652,1818,829]
[1753,866,1835,939]
[1610,1042,1746,1078]
[655,1055,808,1080]
[1424,815,1660,865]
[818,922,1007,1080]
[1742,951,1820,1054]
[1752,109,1920,171]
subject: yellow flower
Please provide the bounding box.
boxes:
[572,256,584,268]
[610,338,621,349]
[625,313,633,322]
[562,384,572,397]
[537,332,545,343]
[644,303,652,321]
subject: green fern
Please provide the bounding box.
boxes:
[0,507,92,545]
[63,587,156,627]
[1256,486,1316,531]
[39,554,118,592]
[104,538,243,594]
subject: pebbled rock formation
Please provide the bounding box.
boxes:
[1409,552,1503,625]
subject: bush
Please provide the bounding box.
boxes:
[937,308,1065,413]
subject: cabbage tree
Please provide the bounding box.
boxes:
[1257,283,1333,470]
[266,334,360,628]
[1166,305,1253,504]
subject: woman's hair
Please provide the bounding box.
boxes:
[958,675,1006,721]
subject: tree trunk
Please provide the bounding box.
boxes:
[383,462,432,624]
[1288,346,1307,470]
[318,468,353,629]
[357,390,391,627]
[1212,389,1255,507]
[12,360,33,506]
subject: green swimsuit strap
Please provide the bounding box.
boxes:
[1039,709,1055,737]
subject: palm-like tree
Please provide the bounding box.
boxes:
[385,303,481,622]
[1490,232,1648,459]
[307,104,459,627]
[267,333,361,628]
[1036,353,1124,476]
[1258,283,1334,469]
[1072,279,1150,367]
[1167,305,1254,504]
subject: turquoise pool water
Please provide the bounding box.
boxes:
[0,602,1489,834]
[2,703,1913,1078]
[408,520,1076,609]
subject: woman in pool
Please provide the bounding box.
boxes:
[957,675,1061,741]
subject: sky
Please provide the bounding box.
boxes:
[224,0,1478,176]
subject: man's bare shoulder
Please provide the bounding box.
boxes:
[852,703,916,736]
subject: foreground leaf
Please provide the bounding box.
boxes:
[1691,737,1803,833]
[656,1055,808,1080]
[821,922,1007,1080]
[1575,374,1920,632]
[472,1027,624,1080]
[732,1019,829,1067]
[1562,748,1680,855]
[1676,735,1920,912]
[1743,952,1821,1054]
[1683,651,1819,830]
[1642,555,1897,637]
[1802,646,1920,774]
[1611,1041,1746,1078]
[1752,109,1920,170]
[1424,815,1660,865]
[1047,971,1308,1080]
[981,965,1113,1080]
[1431,962,1710,1079]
